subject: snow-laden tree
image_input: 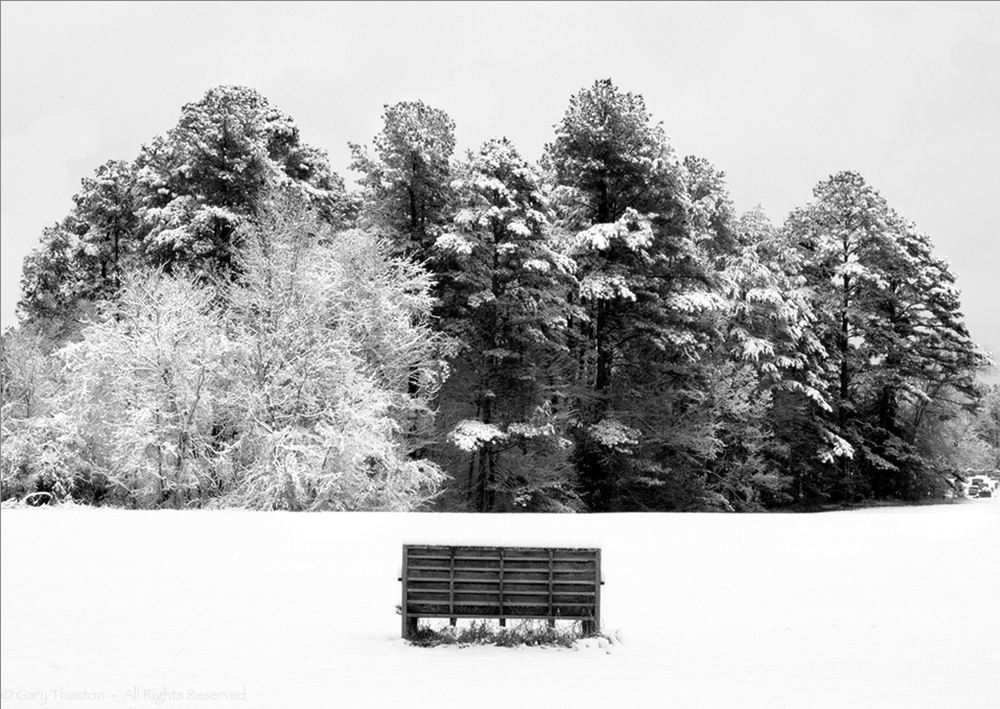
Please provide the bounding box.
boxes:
[719,209,825,393]
[1,326,59,421]
[0,325,84,503]
[57,270,232,508]
[969,385,1000,470]
[544,80,728,510]
[219,192,450,511]
[544,79,688,412]
[136,85,350,276]
[18,219,88,338]
[19,161,142,334]
[9,189,452,511]
[433,138,579,511]
[682,155,739,259]
[71,160,143,294]
[681,209,799,508]
[349,100,456,258]
[18,86,351,343]
[910,387,995,492]
[544,79,681,226]
[783,171,986,499]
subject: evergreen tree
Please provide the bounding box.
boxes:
[71,160,142,298]
[17,86,350,341]
[784,171,985,499]
[136,85,349,276]
[708,207,830,507]
[349,100,456,259]
[544,79,723,510]
[434,138,577,511]
[18,218,90,337]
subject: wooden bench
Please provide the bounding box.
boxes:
[400,545,602,639]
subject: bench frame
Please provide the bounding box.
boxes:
[400,544,602,639]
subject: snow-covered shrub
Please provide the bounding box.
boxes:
[1,327,106,504]
[0,410,103,504]
[220,383,445,512]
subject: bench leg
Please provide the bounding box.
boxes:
[403,615,419,639]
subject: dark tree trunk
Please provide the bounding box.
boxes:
[838,273,852,486]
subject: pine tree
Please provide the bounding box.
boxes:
[349,100,456,259]
[136,85,349,276]
[18,86,350,340]
[707,207,830,507]
[544,79,723,510]
[784,171,985,499]
[434,138,577,510]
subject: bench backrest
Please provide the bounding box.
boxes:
[401,545,601,637]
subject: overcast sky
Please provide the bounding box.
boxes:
[2,1,997,376]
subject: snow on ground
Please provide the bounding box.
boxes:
[2,499,998,709]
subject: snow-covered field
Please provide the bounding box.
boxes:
[2,500,997,709]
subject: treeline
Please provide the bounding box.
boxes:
[2,81,996,512]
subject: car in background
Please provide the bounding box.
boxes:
[965,475,997,498]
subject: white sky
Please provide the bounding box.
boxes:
[2,1,998,374]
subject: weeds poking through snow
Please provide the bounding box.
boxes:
[405,619,618,649]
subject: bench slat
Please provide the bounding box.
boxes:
[406,578,595,587]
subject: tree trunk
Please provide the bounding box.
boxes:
[594,299,612,419]
[838,274,852,485]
